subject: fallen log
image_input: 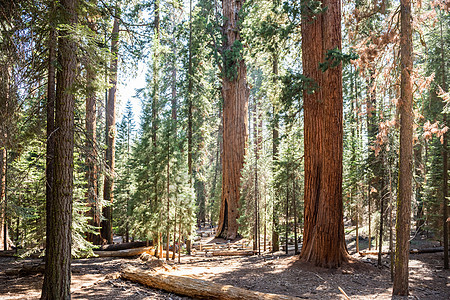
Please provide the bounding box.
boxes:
[96,241,151,251]
[359,247,448,256]
[121,265,301,300]
[93,247,154,258]
[4,262,45,276]
[210,250,254,256]
[0,250,16,257]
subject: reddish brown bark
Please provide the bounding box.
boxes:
[299,0,348,268]
[216,0,249,240]
[41,0,77,297]
[393,0,413,295]
[101,15,119,244]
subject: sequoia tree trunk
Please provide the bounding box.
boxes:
[299,0,348,268]
[101,14,119,244]
[216,0,249,240]
[393,0,413,295]
[41,0,77,297]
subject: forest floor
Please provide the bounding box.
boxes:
[0,230,449,299]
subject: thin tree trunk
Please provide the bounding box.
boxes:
[388,156,394,282]
[217,0,249,240]
[393,0,413,294]
[41,0,77,297]
[285,179,289,255]
[368,186,371,250]
[178,219,181,263]
[378,154,385,267]
[85,19,100,245]
[166,142,170,261]
[173,209,177,260]
[254,98,259,253]
[152,0,160,213]
[187,0,193,182]
[439,16,449,270]
[1,149,6,251]
[271,54,279,252]
[293,177,298,255]
[102,13,120,244]
[299,0,348,268]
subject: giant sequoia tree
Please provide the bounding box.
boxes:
[299,0,348,268]
[216,0,249,240]
[41,0,77,297]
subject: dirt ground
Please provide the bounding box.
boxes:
[0,235,449,299]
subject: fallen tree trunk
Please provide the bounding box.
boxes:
[96,241,151,251]
[121,265,301,300]
[210,250,254,256]
[359,247,448,256]
[0,250,16,257]
[94,247,154,258]
[4,262,45,276]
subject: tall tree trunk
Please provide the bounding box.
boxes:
[253,98,259,253]
[393,0,413,294]
[366,68,377,251]
[217,0,249,240]
[45,2,56,254]
[152,0,160,218]
[285,179,289,255]
[378,154,385,267]
[293,177,298,255]
[440,17,448,270]
[85,22,100,245]
[102,13,119,244]
[187,0,193,182]
[299,0,348,268]
[414,143,424,233]
[41,0,77,297]
[271,54,280,252]
[0,149,6,251]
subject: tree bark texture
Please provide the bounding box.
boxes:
[102,15,119,244]
[217,0,249,240]
[45,5,56,254]
[121,266,301,300]
[41,0,77,298]
[393,0,413,295]
[299,0,348,268]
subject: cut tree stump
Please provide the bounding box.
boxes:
[94,246,154,258]
[121,265,301,300]
[96,241,151,251]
